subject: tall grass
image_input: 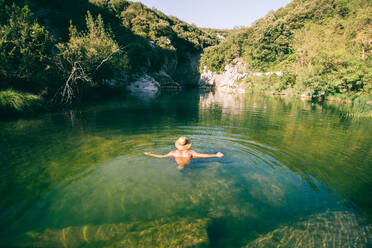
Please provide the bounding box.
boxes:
[0,89,45,115]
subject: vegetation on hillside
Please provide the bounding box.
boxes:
[0,0,370,116]
[54,12,124,103]
[0,0,218,108]
[0,3,55,93]
[201,0,372,98]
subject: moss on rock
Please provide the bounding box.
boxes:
[25,217,210,248]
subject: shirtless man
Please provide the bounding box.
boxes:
[144,136,224,170]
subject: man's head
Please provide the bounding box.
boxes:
[175,136,192,150]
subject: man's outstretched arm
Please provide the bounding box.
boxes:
[144,152,173,158]
[192,151,224,158]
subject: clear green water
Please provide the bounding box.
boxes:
[0,90,371,247]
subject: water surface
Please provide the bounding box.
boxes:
[0,90,371,247]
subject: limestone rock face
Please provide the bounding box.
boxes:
[199,59,247,93]
[158,52,201,87]
[173,52,201,86]
[200,58,283,93]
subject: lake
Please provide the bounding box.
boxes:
[0,90,371,247]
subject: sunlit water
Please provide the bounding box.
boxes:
[0,90,371,247]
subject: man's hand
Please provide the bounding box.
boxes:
[144,152,151,155]
[216,152,224,158]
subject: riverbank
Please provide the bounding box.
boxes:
[1,87,371,120]
[199,60,372,118]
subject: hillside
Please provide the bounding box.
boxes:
[0,0,218,109]
[201,0,372,98]
[1,0,371,115]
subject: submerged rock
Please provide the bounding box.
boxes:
[24,217,209,248]
[244,210,372,248]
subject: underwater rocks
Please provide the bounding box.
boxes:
[244,210,372,248]
[25,217,209,248]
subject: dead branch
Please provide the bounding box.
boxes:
[95,48,121,72]
[54,46,125,104]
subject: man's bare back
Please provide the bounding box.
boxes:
[144,136,224,170]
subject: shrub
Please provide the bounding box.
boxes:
[55,11,126,102]
[0,4,55,93]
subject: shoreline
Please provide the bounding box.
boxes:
[1,88,371,119]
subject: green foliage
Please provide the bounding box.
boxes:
[336,1,351,17]
[0,0,220,108]
[201,0,372,98]
[57,12,123,83]
[115,1,217,51]
[201,29,250,73]
[0,4,54,93]
[0,89,45,114]
[55,12,126,102]
[201,0,340,72]
[27,0,218,79]
[292,12,372,96]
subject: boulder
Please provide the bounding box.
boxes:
[126,75,160,99]
[150,71,181,89]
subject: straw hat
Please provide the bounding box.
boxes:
[175,136,192,150]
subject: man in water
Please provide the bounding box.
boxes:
[144,136,224,170]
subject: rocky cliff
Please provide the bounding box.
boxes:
[199,58,282,93]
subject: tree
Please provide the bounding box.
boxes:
[55,12,124,103]
[0,4,54,92]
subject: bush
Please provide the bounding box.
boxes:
[293,19,372,96]
[55,11,126,102]
[0,4,55,93]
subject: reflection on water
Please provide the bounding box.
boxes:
[0,90,371,247]
[200,91,246,116]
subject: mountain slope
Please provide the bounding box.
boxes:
[0,0,219,107]
[201,0,372,97]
